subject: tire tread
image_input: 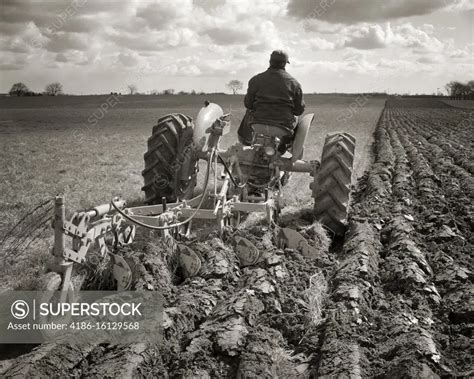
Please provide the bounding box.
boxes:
[313,133,356,236]
[142,113,196,204]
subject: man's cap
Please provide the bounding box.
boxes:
[270,50,289,64]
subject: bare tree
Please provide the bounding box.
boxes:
[468,80,474,91]
[445,81,460,99]
[226,80,243,94]
[127,84,137,95]
[45,82,63,96]
[9,82,30,96]
[468,80,474,99]
[446,80,474,99]
[163,88,175,95]
[461,83,472,99]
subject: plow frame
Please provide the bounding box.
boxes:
[48,196,136,297]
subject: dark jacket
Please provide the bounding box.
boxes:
[244,68,305,128]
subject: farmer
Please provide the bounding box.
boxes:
[238,50,305,154]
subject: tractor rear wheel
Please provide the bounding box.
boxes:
[142,114,198,204]
[312,133,356,236]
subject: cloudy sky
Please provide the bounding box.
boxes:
[1,0,473,94]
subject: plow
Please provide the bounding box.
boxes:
[43,102,356,300]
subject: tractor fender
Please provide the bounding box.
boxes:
[194,102,224,151]
[291,113,314,161]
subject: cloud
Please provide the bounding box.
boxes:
[287,0,453,23]
[422,24,435,33]
[306,37,337,50]
[0,51,27,71]
[157,54,251,77]
[247,42,269,52]
[53,50,91,65]
[55,53,68,62]
[0,63,21,70]
[344,24,388,49]
[108,28,198,51]
[180,64,201,76]
[203,27,253,45]
[117,52,139,67]
[342,23,445,52]
[395,23,444,52]
[291,53,383,76]
[444,0,474,10]
[417,55,441,64]
[136,0,193,30]
[0,1,58,26]
[303,20,342,34]
[193,0,223,12]
[449,44,474,58]
[203,18,282,51]
[46,32,89,52]
[0,21,46,52]
[0,21,28,35]
[59,16,103,33]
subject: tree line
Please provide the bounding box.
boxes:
[445,80,474,100]
[127,80,244,95]
[9,82,63,96]
[9,79,473,98]
[8,79,246,97]
[127,87,209,95]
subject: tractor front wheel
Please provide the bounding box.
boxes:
[312,133,356,236]
[142,114,198,204]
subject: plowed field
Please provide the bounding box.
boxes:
[1,98,472,378]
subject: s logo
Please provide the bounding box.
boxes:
[11,300,29,320]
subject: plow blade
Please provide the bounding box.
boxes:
[178,244,202,278]
[111,254,133,291]
[233,236,260,266]
[276,228,319,258]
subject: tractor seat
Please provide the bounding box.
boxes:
[251,123,292,138]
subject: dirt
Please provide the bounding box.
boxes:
[340,99,473,377]
[1,98,472,377]
[442,99,474,109]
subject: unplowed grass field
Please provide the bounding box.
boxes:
[1,97,472,377]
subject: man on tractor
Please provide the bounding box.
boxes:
[238,50,306,154]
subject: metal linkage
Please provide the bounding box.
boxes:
[50,196,136,292]
[61,201,134,264]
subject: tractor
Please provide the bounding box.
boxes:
[42,102,355,298]
[138,101,355,237]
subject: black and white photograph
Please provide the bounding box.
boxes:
[0,0,473,377]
